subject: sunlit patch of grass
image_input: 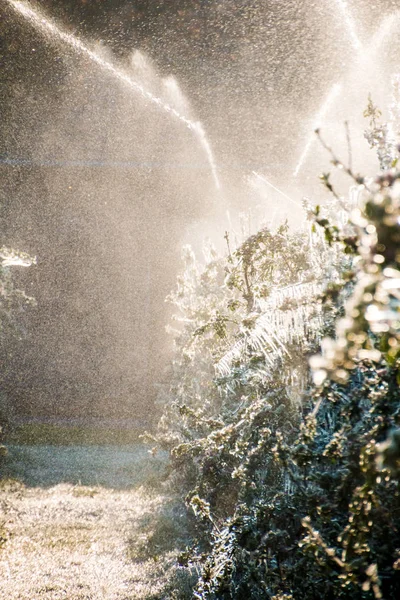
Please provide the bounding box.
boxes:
[0,477,24,492]
[71,486,100,498]
[0,522,9,550]
[0,442,193,597]
[0,479,194,599]
[39,523,94,551]
[34,584,63,594]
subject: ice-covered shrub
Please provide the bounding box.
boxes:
[153,99,400,599]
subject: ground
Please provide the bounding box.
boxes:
[0,445,186,600]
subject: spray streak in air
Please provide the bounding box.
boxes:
[6,0,220,189]
[293,8,399,179]
[366,12,400,62]
[335,0,362,52]
[252,172,301,208]
[293,1,362,178]
[293,84,342,177]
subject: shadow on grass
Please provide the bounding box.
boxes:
[128,495,199,599]
[1,443,168,489]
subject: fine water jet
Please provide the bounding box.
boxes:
[5,0,221,190]
[293,84,342,178]
[1,0,227,421]
[368,12,400,58]
[163,76,192,118]
[252,172,301,209]
[335,0,363,51]
[293,4,400,178]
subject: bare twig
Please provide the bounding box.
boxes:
[315,128,365,187]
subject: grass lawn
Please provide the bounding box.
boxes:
[0,432,194,599]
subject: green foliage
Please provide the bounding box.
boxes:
[311,160,400,385]
[154,99,400,599]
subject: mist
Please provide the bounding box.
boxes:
[0,0,398,420]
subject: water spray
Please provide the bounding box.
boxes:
[6,0,221,190]
[368,12,400,58]
[293,83,342,178]
[335,0,363,52]
[252,172,301,208]
[293,0,362,178]
[293,5,400,178]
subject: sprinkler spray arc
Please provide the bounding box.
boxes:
[293,0,364,178]
[6,0,221,190]
[293,1,400,178]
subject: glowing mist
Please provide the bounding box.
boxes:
[6,0,221,189]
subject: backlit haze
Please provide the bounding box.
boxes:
[0,0,399,422]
